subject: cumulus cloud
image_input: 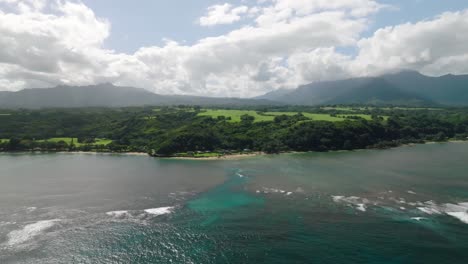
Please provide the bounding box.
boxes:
[199,3,249,26]
[0,0,46,13]
[0,0,466,97]
[354,10,468,76]
[0,1,111,90]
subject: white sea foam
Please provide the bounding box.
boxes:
[332,196,369,212]
[446,212,468,224]
[444,203,468,212]
[0,221,16,227]
[106,210,130,218]
[6,219,60,246]
[407,190,417,195]
[236,173,244,178]
[356,204,367,212]
[412,201,468,224]
[417,207,442,215]
[286,192,293,196]
[144,207,174,216]
[262,188,288,194]
[332,196,345,202]
[295,187,304,193]
[411,217,427,221]
[26,207,37,212]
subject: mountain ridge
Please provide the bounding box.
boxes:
[0,83,276,109]
[1,71,468,108]
[258,71,468,106]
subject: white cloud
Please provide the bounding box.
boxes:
[0,1,466,97]
[354,10,468,76]
[0,1,111,90]
[0,0,46,13]
[287,48,353,84]
[199,3,249,26]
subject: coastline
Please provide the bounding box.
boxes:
[1,140,466,160]
[59,151,150,156]
[166,152,264,161]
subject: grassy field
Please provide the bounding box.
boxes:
[264,112,365,122]
[36,138,112,146]
[321,107,360,112]
[322,106,441,111]
[0,139,9,144]
[198,109,380,122]
[381,107,442,111]
[198,110,275,122]
[94,138,113,145]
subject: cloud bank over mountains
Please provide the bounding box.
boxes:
[0,0,467,97]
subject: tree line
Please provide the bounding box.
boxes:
[1,106,467,156]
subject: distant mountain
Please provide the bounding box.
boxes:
[0,83,276,109]
[383,71,468,105]
[2,71,467,108]
[259,71,468,106]
[255,88,291,101]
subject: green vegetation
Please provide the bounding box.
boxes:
[264,112,378,121]
[198,109,274,122]
[36,137,77,144]
[321,107,360,112]
[36,137,112,147]
[95,138,113,145]
[0,106,467,156]
[198,109,384,123]
[322,106,442,112]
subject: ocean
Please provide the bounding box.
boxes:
[1,142,468,263]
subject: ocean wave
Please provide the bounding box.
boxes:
[106,206,175,219]
[417,206,442,215]
[5,219,60,247]
[332,194,468,224]
[144,207,174,216]
[446,212,468,224]
[26,207,37,212]
[412,201,468,224]
[106,210,131,218]
[332,196,371,212]
[260,187,296,196]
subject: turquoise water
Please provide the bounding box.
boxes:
[1,143,468,263]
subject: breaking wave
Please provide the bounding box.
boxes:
[5,219,60,247]
[144,206,174,216]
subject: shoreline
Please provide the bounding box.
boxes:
[60,151,150,156]
[166,152,264,161]
[1,140,466,160]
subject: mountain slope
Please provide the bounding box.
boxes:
[327,78,431,105]
[255,88,292,101]
[383,71,468,105]
[0,83,276,109]
[262,71,468,106]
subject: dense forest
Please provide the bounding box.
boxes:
[1,106,468,157]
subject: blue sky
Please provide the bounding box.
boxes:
[82,0,468,54]
[82,0,246,52]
